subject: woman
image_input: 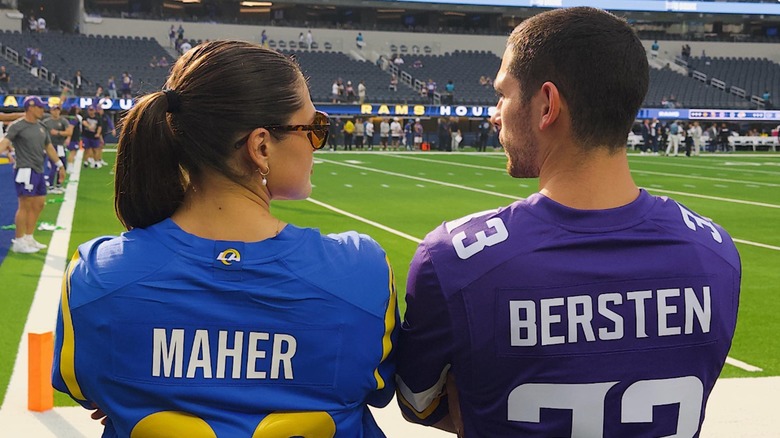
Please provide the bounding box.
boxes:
[52,41,399,438]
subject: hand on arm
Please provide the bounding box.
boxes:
[45,143,66,183]
[0,138,11,155]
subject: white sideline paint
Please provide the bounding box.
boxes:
[726,357,764,373]
[0,151,775,436]
[307,198,422,244]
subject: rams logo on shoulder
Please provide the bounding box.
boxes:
[216,248,241,266]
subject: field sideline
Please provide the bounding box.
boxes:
[0,149,778,436]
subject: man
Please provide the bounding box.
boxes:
[73,70,84,96]
[0,96,66,253]
[413,118,424,151]
[666,120,680,156]
[0,66,9,93]
[64,106,82,172]
[41,103,72,193]
[96,106,115,167]
[396,8,740,438]
[81,105,102,168]
[358,80,367,104]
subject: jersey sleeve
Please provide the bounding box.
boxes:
[52,250,94,409]
[395,242,453,426]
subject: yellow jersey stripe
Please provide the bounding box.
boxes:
[374,255,397,390]
[398,390,443,420]
[59,250,86,401]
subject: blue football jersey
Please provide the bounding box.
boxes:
[53,219,399,438]
[396,190,740,437]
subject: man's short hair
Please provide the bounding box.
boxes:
[507,7,649,150]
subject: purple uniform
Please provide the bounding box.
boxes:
[397,190,740,437]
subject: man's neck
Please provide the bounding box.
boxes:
[538,147,639,210]
[23,113,38,123]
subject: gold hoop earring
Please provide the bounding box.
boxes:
[259,166,270,186]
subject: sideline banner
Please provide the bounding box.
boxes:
[2,95,779,121]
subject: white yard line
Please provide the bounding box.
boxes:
[726,357,764,372]
[648,188,780,209]
[315,158,519,200]
[306,198,422,244]
[633,169,780,187]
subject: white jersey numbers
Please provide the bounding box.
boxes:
[508,376,704,438]
[678,205,722,243]
[446,214,509,260]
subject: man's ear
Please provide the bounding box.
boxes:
[538,81,562,131]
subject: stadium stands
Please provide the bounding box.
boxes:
[644,67,752,109]
[0,30,170,96]
[284,50,425,104]
[393,50,501,105]
[686,56,779,105]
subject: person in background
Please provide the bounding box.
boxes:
[107,76,118,99]
[52,40,398,437]
[390,117,402,151]
[403,118,413,151]
[343,118,355,151]
[0,66,10,93]
[64,106,82,173]
[81,105,102,168]
[0,96,65,253]
[380,118,390,150]
[73,70,84,96]
[365,117,375,151]
[42,103,72,193]
[356,32,365,49]
[358,80,367,105]
[354,117,365,150]
[413,118,424,151]
[328,116,342,151]
[396,8,740,437]
[96,106,116,167]
[449,116,461,151]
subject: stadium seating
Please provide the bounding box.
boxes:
[0,30,170,96]
[283,50,425,104]
[393,50,501,105]
[686,56,780,102]
[644,67,752,109]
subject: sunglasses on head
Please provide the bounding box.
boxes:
[235,110,331,150]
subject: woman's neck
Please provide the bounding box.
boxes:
[171,176,283,242]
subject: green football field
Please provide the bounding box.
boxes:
[1,149,778,406]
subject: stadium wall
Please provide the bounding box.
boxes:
[1,11,779,63]
[76,18,780,63]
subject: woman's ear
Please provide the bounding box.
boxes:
[245,128,270,168]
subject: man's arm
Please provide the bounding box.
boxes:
[396,243,457,430]
[0,137,12,155]
[0,112,24,122]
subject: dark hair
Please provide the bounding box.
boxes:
[114,40,305,230]
[507,7,648,150]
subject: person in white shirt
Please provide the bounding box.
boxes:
[306,30,313,49]
[379,118,390,150]
[390,117,402,150]
[179,41,192,55]
[365,119,375,150]
[37,17,46,32]
[691,121,702,156]
[358,81,367,104]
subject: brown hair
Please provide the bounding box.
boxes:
[114,40,305,229]
[507,7,649,150]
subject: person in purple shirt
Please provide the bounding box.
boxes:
[395,7,741,438]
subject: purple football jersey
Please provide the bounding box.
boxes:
[396,190,740,437]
